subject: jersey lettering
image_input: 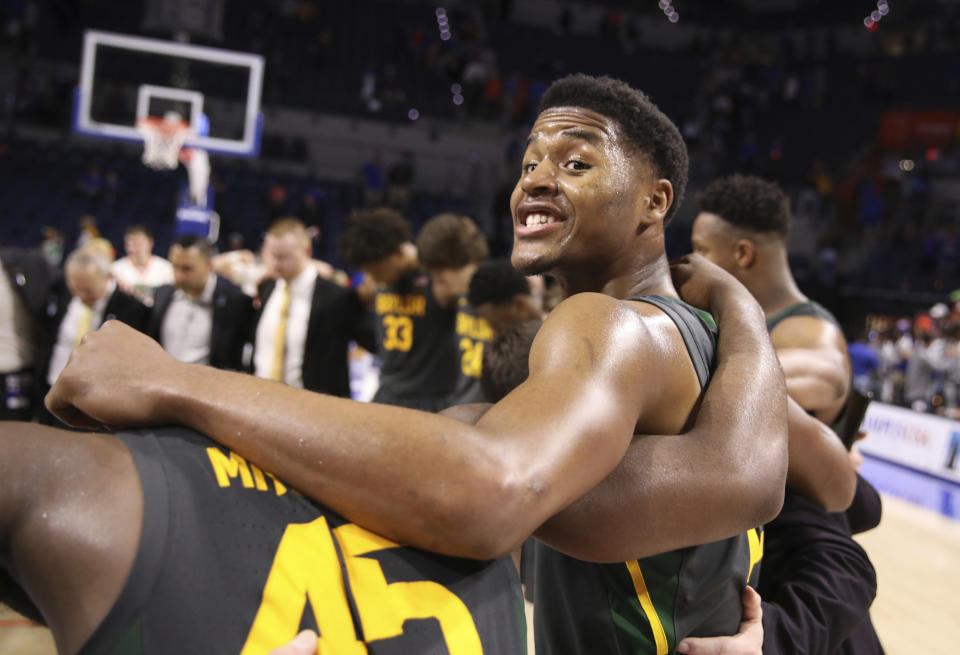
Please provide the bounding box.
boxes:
[240,518,483,654]
[375,294,426,317]
[455,312,493,341]
[206,447,287,496]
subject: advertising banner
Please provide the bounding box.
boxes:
[859,402,960,484]
[879,110,958,150]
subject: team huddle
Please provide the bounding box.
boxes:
[0,75,882,655]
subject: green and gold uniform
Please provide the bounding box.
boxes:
[80,427,525,655]
[766,300,857,437]
[766,300,840,333]
[447,297,495,405]
[372,271,459,411]
[532,295,764,655]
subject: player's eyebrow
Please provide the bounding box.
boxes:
[525,128,602,149]
[559,128,602,146]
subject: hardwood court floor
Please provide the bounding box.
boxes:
[0,606,54,655]
[1,491,957,654]
[854,493,960,655]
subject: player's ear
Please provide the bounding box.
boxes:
[639,179,673,229]
[734,238,756,270]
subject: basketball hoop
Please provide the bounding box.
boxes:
[137,113,191,170]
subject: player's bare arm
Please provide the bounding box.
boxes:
[770,316,851,422]
[48,292,671,560]
[784,398,857,512]
[461,397,850,558]
[0,423,142,655]
[768,314,858,510]
[535,255,789,561]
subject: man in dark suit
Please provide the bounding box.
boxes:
[0,246,62,420]
[254,218,374,397]
[148,235,253,371]
[38,247,149,423]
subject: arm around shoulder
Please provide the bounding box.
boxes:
[536,257,788,561]
[784,399,857,512]
[48,298,648,560]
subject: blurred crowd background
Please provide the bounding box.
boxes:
[2,0,960,415]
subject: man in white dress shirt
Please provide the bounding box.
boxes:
[148,235,252,370]
[111,225,174,306]
[253,218,373,396]
[39,248,148,424]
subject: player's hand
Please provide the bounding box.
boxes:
[268,630,318,655]
[669,253,749,315]
[676,586,763,655]
[45,320,182,430]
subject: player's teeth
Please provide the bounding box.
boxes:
[525,213,557,226]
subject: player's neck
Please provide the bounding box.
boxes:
[560,252,674,300]
[751,268,807,317]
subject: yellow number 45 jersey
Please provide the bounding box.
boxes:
[80,427,525,655]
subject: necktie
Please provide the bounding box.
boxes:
[75,306,93,347]
[270,284,291,382]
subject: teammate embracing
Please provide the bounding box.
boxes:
[45,76,790,653]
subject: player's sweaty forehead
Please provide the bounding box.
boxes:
[526,106,622,151]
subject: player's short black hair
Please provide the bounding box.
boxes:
[468,260,530,307]
[481,319,542,402]
[538,74,689,224]
[416,213,489,270]
[696,175,792,238]
[172,234,212,259]
[337,207,412,269]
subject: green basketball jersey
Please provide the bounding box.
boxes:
[532,295,764,655]
[766,300,841,332]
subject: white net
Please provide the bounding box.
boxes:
[137,113,190,170]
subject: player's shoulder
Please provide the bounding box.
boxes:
[771,312,847,351]
[537,293,675,361]
[548,292,647,328]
